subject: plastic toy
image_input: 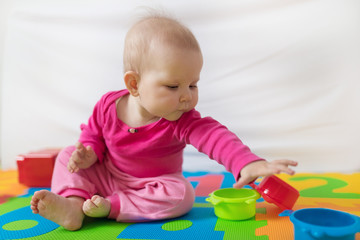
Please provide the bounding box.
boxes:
[250,175,299,210]
[206,188,260,220]
[290,208,360,240]
[16,149,61,187]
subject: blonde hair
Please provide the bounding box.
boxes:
[123,14,201,74]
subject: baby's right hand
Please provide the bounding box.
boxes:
[67,142,97,173]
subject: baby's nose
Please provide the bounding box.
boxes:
[180,90,192,102]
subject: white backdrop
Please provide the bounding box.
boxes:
[1,0,359,173]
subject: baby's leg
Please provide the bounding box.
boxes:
[36,146,101,229]
[30,190,85,231]
[49,146,118,219]
[106,172,195,222]
[51,146,97,198]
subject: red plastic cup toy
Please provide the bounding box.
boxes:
[250,175,299,210]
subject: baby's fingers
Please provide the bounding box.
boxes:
[233,175,255,189]
[67,154,80,173]
[67,160,78,173]
[271,159,298,175]
[272,159,298,166]
[75,142,86,157]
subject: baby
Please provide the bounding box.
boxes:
[30,14,297,231]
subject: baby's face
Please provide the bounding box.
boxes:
[137,46,203,121]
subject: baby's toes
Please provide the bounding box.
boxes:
[82,196,110,218]
[82,199,95,214]
[91,195,104,206]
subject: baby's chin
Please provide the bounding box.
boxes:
[162,111,185,121]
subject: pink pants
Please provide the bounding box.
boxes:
[51,146,195,222]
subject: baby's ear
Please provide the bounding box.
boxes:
[124,71,140,96]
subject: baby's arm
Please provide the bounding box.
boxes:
[233,159,298,189]
[67,142,98,173]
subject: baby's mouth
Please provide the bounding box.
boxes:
[178,104,190,112]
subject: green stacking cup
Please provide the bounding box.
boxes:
[206,188,260,220]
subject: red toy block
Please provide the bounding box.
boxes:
[16,148,61,187]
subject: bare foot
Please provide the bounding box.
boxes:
[30,190,85,231]
[82,195,111,218]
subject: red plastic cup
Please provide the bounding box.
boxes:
[250,175,299,210]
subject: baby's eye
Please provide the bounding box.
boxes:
[190,85,197,89]
[166,85,178,89]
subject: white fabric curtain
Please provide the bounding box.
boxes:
[1,0,359,172]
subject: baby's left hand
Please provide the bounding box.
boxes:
[233,159,298,189]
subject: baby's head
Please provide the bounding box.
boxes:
[123,14,202,74]
[123,14,203,121]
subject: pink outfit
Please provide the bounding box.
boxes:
[51,90,263,222]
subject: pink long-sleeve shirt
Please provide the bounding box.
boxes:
[79,90,263,180]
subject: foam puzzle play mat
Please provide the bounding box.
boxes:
[1,170,359,240]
